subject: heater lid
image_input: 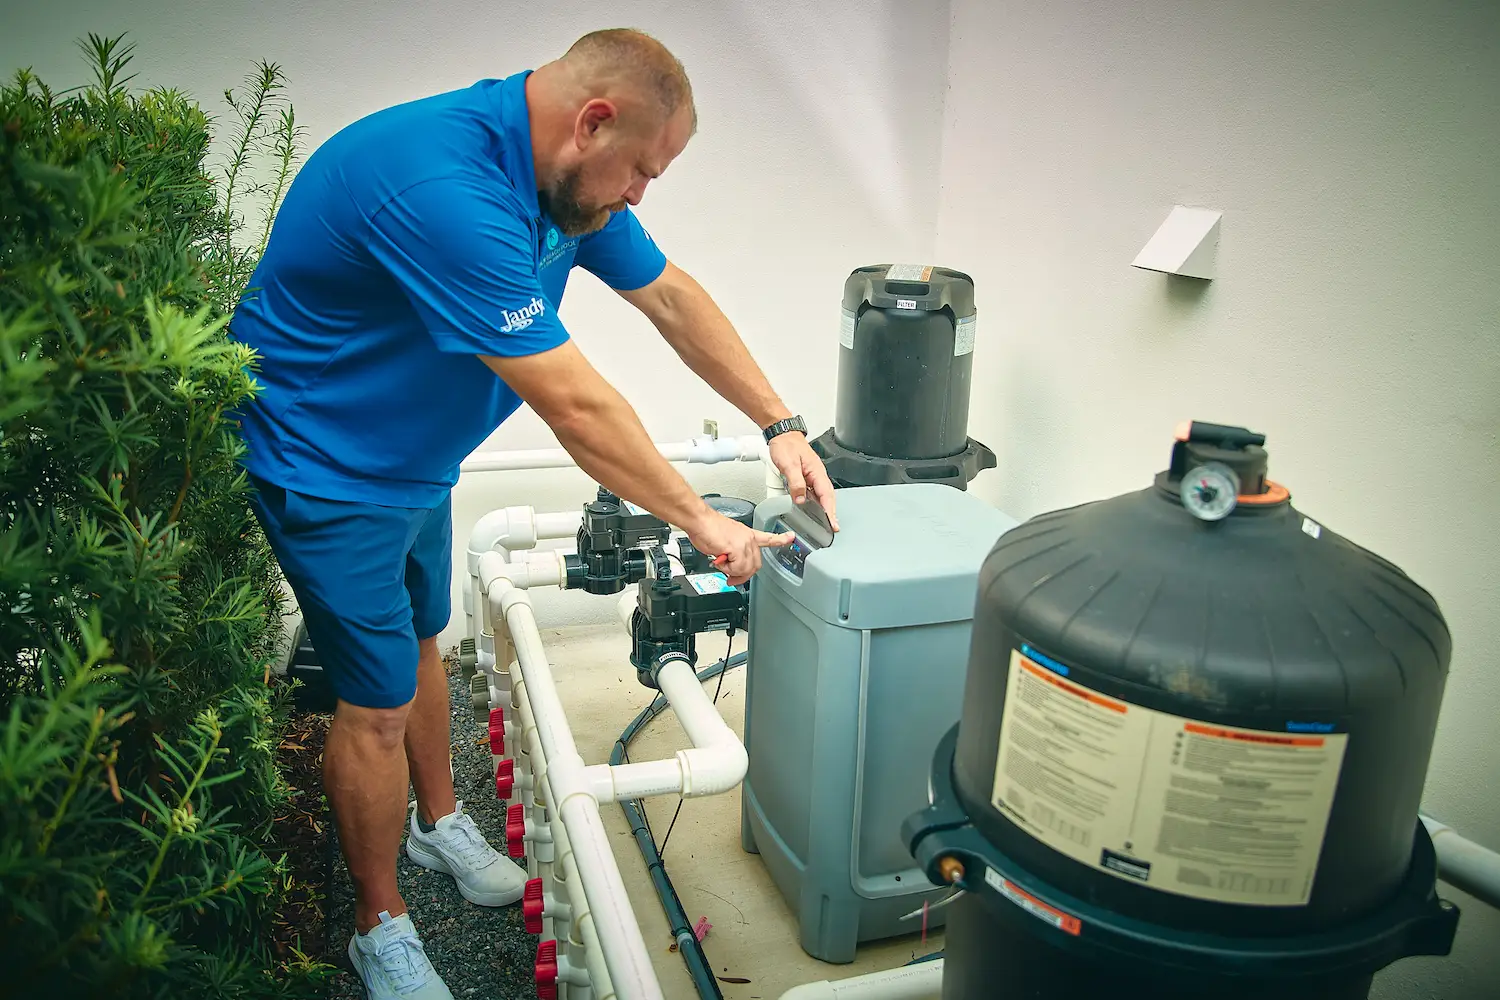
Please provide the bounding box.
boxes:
[754,484,1019,629]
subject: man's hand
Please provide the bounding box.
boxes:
[682,512,794,586]
[768,433,840,531]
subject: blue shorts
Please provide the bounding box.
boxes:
[248,474,453,709]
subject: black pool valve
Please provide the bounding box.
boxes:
[563,488,672,595]
[627,542,749,689]
[561,487,755,686]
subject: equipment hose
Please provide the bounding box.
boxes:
[611,650,748,1000]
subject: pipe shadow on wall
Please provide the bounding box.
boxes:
[716,0,952,251]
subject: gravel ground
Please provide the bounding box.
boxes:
[324,656,538,1000]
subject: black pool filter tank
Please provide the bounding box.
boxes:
[903,420,1461,999]
[809,264,996,490]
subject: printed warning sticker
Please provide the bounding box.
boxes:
[954,315,976,357]
[885,263,934,281]
[990,648,1347,907]
[839,308,857,350]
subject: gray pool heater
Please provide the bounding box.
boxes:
[742,483,1019,963]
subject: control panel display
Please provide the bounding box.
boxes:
[770,518,814,578]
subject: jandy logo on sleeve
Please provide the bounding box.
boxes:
[499,296,546,332]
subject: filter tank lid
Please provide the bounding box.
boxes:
[977,419,1452,718]
[843,263,976,317]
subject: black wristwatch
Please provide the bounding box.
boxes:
[762,415,807,444]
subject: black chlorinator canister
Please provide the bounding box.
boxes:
[809,264,996,491]
[902,421,1461,999]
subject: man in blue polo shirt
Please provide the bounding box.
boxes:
[231,28,837,999]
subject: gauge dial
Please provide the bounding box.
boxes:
[1182,462,1241,521]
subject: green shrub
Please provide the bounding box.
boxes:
[0,33,329,998]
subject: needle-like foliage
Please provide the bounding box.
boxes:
[0,32,329,998]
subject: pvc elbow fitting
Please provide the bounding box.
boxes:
[468,506,540,573]
[676,741,748,797]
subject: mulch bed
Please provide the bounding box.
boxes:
[266,705,336,970]
[263,651,539,999]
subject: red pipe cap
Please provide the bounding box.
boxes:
[488,708,505,754]
[495,758,515,800]
[523,878,545,934]
[505,802,527,858]
[534,939,558,999]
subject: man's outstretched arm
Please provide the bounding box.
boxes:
[615,261,838,525]
[479,343,791,584]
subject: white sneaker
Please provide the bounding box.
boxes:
[405,800,527,906]
[347,909,454,999]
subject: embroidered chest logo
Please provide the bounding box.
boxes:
[540,226,578,270]
[500,296,547,332]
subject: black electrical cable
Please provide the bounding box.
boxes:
[611,639,746,1000]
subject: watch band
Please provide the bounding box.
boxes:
[762,415,807,444]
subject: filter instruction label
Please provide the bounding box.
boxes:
[991,648,1347,907]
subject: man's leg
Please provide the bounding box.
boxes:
[325,696,415,932]
[400,492,528,907]
[405,634,457,825]
[245,476,455,998]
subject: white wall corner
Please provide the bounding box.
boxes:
[1132,205,1222,280]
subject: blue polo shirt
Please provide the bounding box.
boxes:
[228,70,667,507]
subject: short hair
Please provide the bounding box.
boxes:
[562,28,696,133]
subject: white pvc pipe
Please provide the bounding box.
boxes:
[537,510,584,538]
[461,433,765,474]
[478,549,568,591]
[509,664,554,870]
[614,590,637,634]
[545,773,615,1000]
[1423,814,1500,911]
[485,575,662,1000]
[582,655,748,803]
[468,507,583,573]
[509,681,603,999]
[511,685,608,999]
[586,759,686,802]
[778,961,943,1000]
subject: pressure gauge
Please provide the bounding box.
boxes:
[1182,462,1240,521]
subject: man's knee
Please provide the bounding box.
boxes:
[335,698,415,750]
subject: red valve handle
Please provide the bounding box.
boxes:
[523,878,545,934]
[506,802,527,858]
[495,757,515,800]
[487,708,505,755]
[535,939,558,1000]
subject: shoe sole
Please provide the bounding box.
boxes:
[404,838,525,907]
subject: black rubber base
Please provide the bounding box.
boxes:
[809,427,995,491]
[941,892,1373,1000]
